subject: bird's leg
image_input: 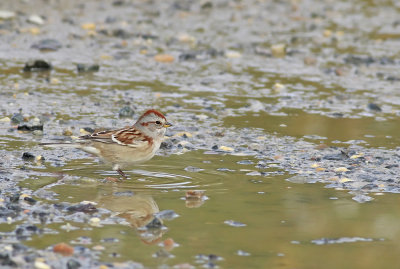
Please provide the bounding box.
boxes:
[117,168,128,180]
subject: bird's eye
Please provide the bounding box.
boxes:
[155,121,161,125]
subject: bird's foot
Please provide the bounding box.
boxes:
[117,168,128,180]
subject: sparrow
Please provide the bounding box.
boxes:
[40,109,172,179]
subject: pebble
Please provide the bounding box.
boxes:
[27,15,45,25]
[81,23,96,30]
[368,103,382,112]
[224,220,247,227]
[184,166,204,172]
[118,106,135,118]
[236,250,250,256]
[219,146,234,152]
[53,242,74,256]
[155,210,180,221]
[0,10,15,20]
[76,64,100,72]
[271,43,287,57]
[31,39,62,51]
[225,50,242,58]
[145,217,163,229]
[34,260,51,269]
[11,113,25,124]
[23,60,52,72]
[0,117,10,122]
[66,259,81,269]
[63,128,73,136]
[22,152,36,161]
[89,217,101,227]
[154,54,175,63]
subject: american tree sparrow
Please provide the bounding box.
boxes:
[41,109,172,179]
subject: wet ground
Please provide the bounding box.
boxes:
[1,0,400,268]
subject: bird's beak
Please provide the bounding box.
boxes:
[164,122,173,128]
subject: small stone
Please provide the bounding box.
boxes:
[31,39,62,51]
[184,166,204,172]
[66,259,81,269]
[89,217,101,227]
[11,113,24,124]
[162,238,176,251]
[272,83,285,92]
[81,23,96,30]
[323,29,332,37]
[22,152,35,161]
[225,50,242,58]
[271,43,287,57]
[154,54,175,63]
[219,146,234,152]
[155,210,180,220]
[304,56,317,65]
[224,220,246,227]
[53,242,74,256]
[27,15,45,25]
[368,103,382,112]
[32,130,43,136]
[24,196,37,205]
[185,190,205,200]
[23,60,52,72]
[63,128,73,136]
[76,64,100,72]
[145,217,163,229]
[236,250,250,256]
[177,33,196,43]
[118,106,135,118]
[34,260,51,269]
[334,167,349,172]
[0,10,16,20]
[0,117,10,122]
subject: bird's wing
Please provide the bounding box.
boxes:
[80,128,152,148]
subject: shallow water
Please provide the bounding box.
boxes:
[1,0,400,268]
[19,152,400,268]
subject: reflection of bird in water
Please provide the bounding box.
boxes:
[98,193,165,245]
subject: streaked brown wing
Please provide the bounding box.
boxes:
[79,129,116,144]
[111,128,152,148]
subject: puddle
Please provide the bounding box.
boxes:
[1,0,400,268]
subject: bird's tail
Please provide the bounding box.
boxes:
[39,142,81,148]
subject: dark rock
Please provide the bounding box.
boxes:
[11,113,24,124]
[118,106,135,118]
[22,152,35,161]
[24,196,37,205]
[76,64,100,73]
[82,127,95,133]
[9,193,20,203]
[67,259,81,269]
[17,124,43,131]
[323,152,347,160]
[23,60,52,72]
[112,29,132,38]
[179,52,197,61]
[145,217,163,229]
[0,253,17,267]
[31,39,62,51]
[344,55,374,66]
[212,145,218,150]
[368,103,382,112]
[25,225,38,232]
[67,203,98,213]
[201,1,213,9]
[362,184,378,190]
